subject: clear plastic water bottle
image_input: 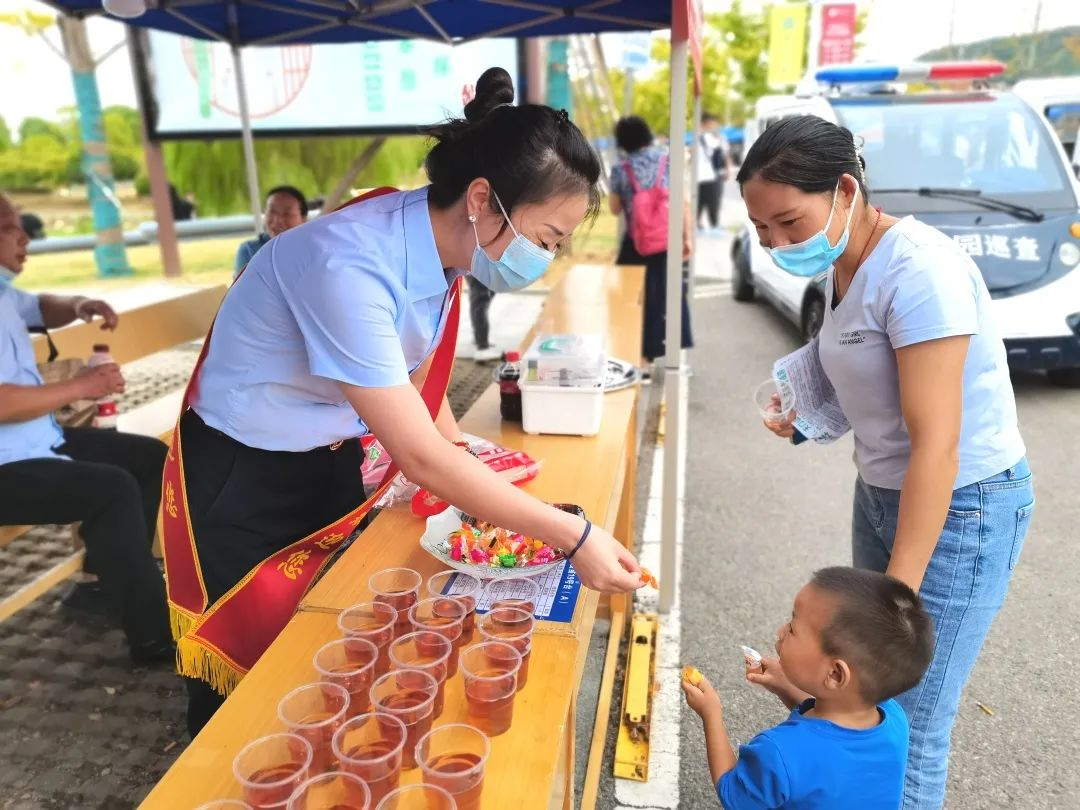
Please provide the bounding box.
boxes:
[87,343,118,430]
[498,351,522,422]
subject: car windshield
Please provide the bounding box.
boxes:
[832,94,1077,209]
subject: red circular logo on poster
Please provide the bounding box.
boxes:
[181,40,313,120]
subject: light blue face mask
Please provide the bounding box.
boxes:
[766,183,857,277]
[470,191,556,293]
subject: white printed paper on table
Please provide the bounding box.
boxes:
[772,338,851,444]
[438,562,581,624]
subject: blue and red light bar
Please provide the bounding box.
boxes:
[815,61,1006,85]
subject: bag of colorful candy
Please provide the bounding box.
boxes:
[362,433,542,517]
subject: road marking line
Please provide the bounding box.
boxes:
[615,374,687,809]
[693,286,732,299]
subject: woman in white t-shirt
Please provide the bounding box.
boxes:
[738,116,1033,810]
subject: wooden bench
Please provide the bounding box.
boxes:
[0,285,226,622]
[140,264,645,809]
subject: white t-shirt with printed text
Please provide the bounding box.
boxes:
[819,216,1025,490]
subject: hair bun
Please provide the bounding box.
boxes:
[464,67,515,122]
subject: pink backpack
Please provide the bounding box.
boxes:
[623,153,669,256]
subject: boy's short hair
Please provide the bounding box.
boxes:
[811,567,935,705]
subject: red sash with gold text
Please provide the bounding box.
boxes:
[161,187,461,695]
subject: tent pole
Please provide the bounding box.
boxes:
[231,42,262,236]
[688,92,702,299]
[127,27,181,277]
[660,19,689,616]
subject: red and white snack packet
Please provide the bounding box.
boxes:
[361,433,542,517]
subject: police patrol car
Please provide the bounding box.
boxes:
[731,61,1080,386]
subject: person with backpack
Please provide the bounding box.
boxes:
[610,116,693,365]
[698,112,732,233]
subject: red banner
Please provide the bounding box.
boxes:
[819,3,857,67]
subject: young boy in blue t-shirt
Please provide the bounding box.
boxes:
[682,567,935,809]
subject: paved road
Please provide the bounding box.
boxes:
[675,208,1080,808]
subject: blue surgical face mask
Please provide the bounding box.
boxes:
[469,191,556,293]
[766,183,857,277]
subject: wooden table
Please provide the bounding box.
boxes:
[141,265,644,810]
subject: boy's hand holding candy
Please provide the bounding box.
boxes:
[680,664,736,785]
[681,664,723,721]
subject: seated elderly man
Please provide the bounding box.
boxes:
[233,185,309,277]
[0,193,171,664]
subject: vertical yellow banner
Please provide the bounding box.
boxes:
[767,3,809,87]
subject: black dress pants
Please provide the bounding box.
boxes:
[178,409,366,737]
[0,428,169,648]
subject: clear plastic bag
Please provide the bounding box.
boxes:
[361,433,542,517]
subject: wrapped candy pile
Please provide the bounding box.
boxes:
[448,521,564,569]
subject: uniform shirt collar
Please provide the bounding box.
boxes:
[399,186,449,303]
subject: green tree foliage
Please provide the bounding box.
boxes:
[19,117,67,145]
[579,1,769,139]
[0,117,11,152]
[919,26,1079,82]
[164,135,429,216]
[0,100,426,203]
[101,105,144,181]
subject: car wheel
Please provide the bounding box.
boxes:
[802,294,825,342]
[1047,367,1080,388]
[732,244,754,302]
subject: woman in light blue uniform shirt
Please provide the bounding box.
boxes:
[175,69,644,734]
[741,116,1033,809]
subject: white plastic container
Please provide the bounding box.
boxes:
[519,379,604,436]
[523,334,606,385]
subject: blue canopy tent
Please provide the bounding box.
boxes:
[43,0,697,615]
[43,1,670,43]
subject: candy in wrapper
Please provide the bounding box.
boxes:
[741,645,764,673]
[682,665,704,686]
[639,567,658,588]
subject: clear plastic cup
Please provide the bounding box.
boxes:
[338,601,398,678]
[374,784,457,810]
[277,682,350,773]
[314,637,379,719]
[333,712,407,808]
[369,568,422,637]
[408,597,466,678]
[389,631,452,718]
[368,668,438,770]
[476,606,535,690]
[482,576,541,616]
[286,771,371,810]
[459,641,522,737]
[427,570,482,639]
[753,377,796,422]
[233,733,313,810]
[416,723,490,810]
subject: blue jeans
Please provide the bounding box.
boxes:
[852,458,1034,810]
